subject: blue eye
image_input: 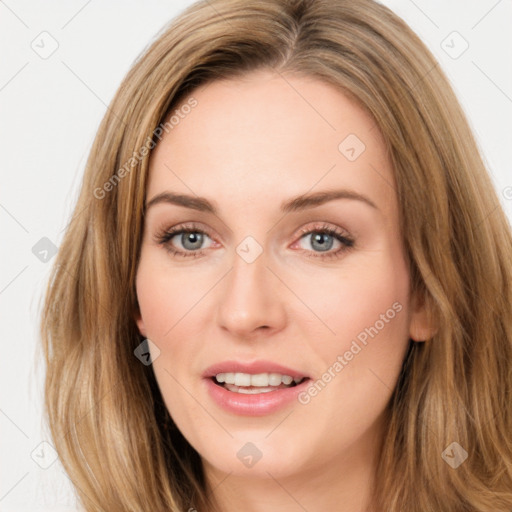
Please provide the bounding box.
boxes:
[175,231,207,251]
[155,222,354,260]
[156,224,212,258]
[305,232,336,252]
[297,225,354,260]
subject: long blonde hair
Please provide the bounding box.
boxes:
[41,0,512,510]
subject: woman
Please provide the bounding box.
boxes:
[41,0,512,510]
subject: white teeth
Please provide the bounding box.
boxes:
[250,373,269,386]
[214,372,304,387]
[234,373,251,386]
[268,373,282,386]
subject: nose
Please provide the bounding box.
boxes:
[216,248,287,339]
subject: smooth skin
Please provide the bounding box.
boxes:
[135,69,434,512]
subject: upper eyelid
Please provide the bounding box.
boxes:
[158,222,352,247]
[159,221,349,234]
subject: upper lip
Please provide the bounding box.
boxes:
[202,360,309,379]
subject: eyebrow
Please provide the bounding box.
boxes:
[145,188,378,214]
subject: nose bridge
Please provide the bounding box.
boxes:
[216,237,285,335]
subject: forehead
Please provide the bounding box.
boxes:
[147,70,396,218]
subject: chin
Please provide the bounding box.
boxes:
[194,428,317,479]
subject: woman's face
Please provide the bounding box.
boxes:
[135,70,429,482]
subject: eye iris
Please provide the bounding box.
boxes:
[311,232,334,252]
[181,232,203,250]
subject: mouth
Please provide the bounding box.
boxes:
[203,362,311,415]
[211,372,309,394]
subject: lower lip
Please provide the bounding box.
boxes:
[204,377,310,416]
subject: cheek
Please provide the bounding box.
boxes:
[135,254,206,417]
[292,256,409,347]
[135,251,212,340]
[293,250,411,398]
[287,258,410,455]
[135,251,221,396]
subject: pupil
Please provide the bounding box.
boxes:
[182,232,203,250]
[311,233,333,252]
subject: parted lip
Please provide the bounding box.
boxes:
[202,360,309,379]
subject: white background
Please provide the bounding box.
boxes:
[1,0,511,510]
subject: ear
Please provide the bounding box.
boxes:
[409,290,437,342]
[134,307,148,338]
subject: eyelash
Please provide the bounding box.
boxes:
[154,222,355,260]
